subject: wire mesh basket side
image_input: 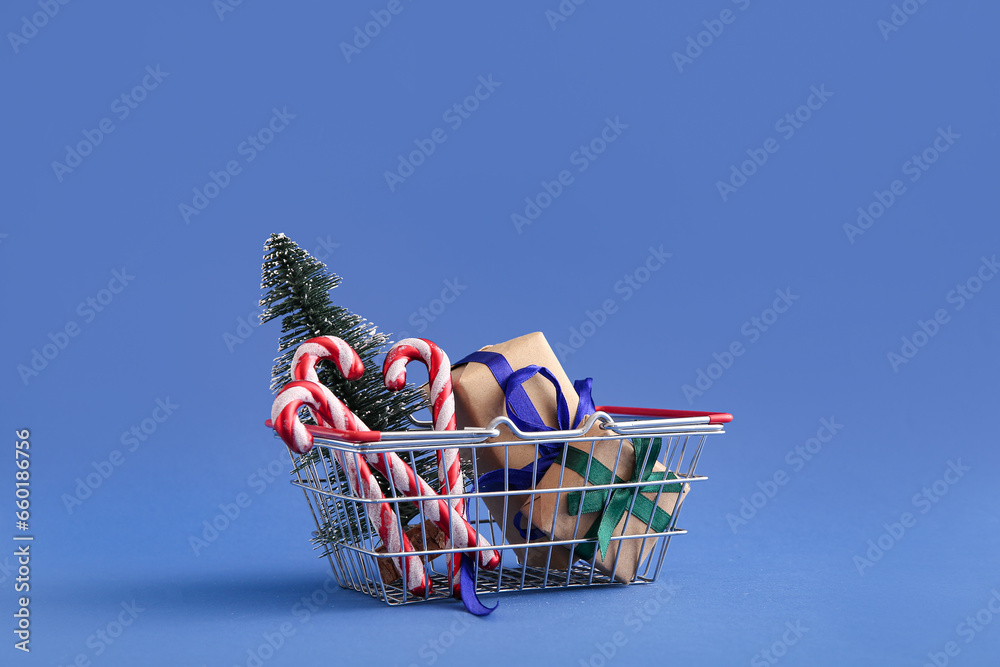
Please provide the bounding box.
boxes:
[288,420,718,605]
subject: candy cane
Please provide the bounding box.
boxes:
[383,339,501,578]
[289,337,500,572]
[383,338,455,431]
[379,338,499,570]
[272,378,429,593]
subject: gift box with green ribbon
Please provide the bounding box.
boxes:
[522,433,689,583]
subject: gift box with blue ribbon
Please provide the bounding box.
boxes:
[452,332,586,569]
[454,331,690,582]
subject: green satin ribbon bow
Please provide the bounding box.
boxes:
[564,437,682,561]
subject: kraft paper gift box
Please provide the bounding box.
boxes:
[451,331,582,569]
[521,433,689,583]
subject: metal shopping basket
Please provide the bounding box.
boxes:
[276,405,731,606]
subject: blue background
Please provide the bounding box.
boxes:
[2,1,998,665]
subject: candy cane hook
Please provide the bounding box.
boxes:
[291,335,365,385]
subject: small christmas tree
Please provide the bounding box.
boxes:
[259,233,423,431]
[261,233,439,546]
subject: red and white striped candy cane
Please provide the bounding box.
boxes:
[383,339,500,573]
[272,377,429,595]
[383,337,464,585]
[289,337,500,572]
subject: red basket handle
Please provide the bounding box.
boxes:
[594,405,733,424]
[264,419,382,443]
